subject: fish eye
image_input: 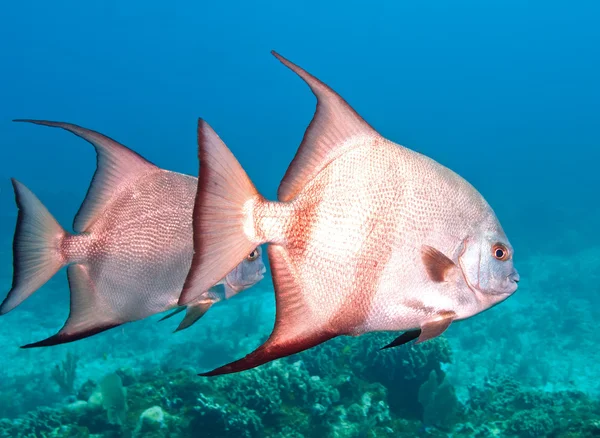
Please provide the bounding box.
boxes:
[246,249,259,261]
[492,244,509,261]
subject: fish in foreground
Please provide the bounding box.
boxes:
[0,120,266,346]
[181,51,520,376]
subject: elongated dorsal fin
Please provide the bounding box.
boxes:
[271,51,378,202]
[14,120,158,233]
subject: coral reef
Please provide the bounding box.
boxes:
[0,246,599,438]
[51,352,79,395]
[418,370,460,429]
[1,332,598,438]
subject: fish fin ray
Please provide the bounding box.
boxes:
[21,264,121,347]
[158,306,186,322]
[421,245,456,283]
[179,119,260,305]
[14,120,158,232]
[0,180,68,315]
[415,315,454,344]
[174,299,214,332]
[271,51,378,202]
[380,329,421,350]
[200,245,336,376]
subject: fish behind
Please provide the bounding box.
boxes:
[0,120,266,345]
[180,51,520,376]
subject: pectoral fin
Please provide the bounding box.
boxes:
[421,245,457,283]
[174,300,214,332]
[158,307,186,322]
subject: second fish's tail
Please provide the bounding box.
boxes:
[0,179,69,315]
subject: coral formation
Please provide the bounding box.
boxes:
[51,352,78,395]
[2,330,598,438]
[0,251,598,438]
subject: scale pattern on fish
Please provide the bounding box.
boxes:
[180,51,520,376]
[0,120,265,346]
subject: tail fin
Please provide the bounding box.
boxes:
[198,50,376,376]
[179,120,262,305]
[0,180,68,315]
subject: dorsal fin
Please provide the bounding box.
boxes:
[271,51,378,202]
[14,120,158,233]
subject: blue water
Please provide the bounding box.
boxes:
[1,1,599,436]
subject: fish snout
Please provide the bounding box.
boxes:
[256,266,267,281]
[509,270,520,284]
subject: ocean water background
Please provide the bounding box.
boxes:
[1,0,599,436]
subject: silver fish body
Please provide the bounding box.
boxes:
[159,246,265,331]
[181,51,519,375]
[1,120,265,346]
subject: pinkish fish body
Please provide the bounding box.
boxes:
[181,52,519,376]
[0,121,265,346]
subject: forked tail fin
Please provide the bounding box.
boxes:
[179,119,263,306]
[0,180,68,315]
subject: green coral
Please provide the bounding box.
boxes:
[418,370,461,429]
[2,337,600,438]
[347,333,453,418]
[189,393,263,438]
[507,410,554,438]
[51,352,78,395]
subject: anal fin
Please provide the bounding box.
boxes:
[21,264,121,348]
[200,245,336,376]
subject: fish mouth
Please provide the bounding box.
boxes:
[504,273,519,294]
[256,266,267,282]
